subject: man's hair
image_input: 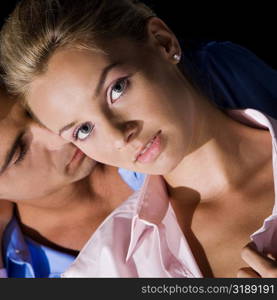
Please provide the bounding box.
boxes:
[0,66,7,90]
[0,0,155,96]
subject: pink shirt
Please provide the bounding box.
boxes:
[62,109,277,277]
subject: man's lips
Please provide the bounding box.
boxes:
[66,148,85,170]
[134,130,162,163]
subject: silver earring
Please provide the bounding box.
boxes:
[173,53,181,62]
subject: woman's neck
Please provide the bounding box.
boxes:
[164,96,272,204]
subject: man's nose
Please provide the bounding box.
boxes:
[30,123,69,150]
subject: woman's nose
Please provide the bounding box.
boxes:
[110,121,139,150]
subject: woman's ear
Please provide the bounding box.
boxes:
[146,17,181,64]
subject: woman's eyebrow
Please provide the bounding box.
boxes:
[94,62,122,98]
[59,62,123,136]
[59,121,77,136]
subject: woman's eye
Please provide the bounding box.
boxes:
[110,78,128,103]
[74,122,94,141]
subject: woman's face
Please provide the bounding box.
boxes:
[27,34,198,175]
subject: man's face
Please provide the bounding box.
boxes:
[0,88,96,202]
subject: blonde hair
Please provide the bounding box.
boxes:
[0,0,155,96]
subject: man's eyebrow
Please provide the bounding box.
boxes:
[0,131,25,175]
[94,62,122,98]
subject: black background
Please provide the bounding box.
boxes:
[143,0,276,69]
[0,0,276,69]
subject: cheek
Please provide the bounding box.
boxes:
[0,173,40,200]
[75,140,123,167]
[132,88,175,121]
[76,143,110,163]
[15,168,67,200]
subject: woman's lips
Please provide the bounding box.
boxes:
[135,130,162,164]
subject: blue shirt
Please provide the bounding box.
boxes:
[181,40,277,117]
[3,40,277,277]
[3,217,75,278]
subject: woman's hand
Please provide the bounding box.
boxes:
[237,242,277,278]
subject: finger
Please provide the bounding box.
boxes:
[241,244,277,277]
[237,267,261,278]
[267,253,276,261]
